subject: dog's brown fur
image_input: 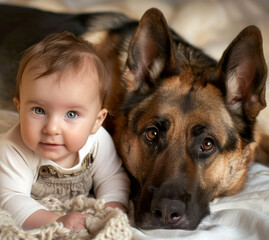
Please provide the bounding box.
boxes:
[0,5,268,230]
[94,9,268,229]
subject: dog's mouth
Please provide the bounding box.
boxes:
[135,212,195,230]
[134,205,209,230]
[131,183,210,230]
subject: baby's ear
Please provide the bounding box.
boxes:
[91,108,108,134]
[13,97,20,112]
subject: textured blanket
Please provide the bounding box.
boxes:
[0,195,133,240]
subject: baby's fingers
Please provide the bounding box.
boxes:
[57,212,89,230]
[76,213,89,229]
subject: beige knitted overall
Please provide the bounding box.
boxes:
[31,153,94,201]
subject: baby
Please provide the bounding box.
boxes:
[0,31,130,230]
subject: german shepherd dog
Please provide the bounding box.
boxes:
[0,4,268,230]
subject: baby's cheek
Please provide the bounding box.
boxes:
[65,133,89,152]
[21,125,38,151]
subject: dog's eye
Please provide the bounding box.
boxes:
[200,138,214,152]
[145,127,159,142]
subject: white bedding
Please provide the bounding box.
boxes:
[0,0,268,239]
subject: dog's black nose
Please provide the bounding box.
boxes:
[151,198,184,224]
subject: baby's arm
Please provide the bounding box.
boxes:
[92,127,130,210]
[0,138,89,230]
[105,201,128,212]
[22,209,89,230]
[22,209,60,230]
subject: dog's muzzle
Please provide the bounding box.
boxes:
[134,179,209,230]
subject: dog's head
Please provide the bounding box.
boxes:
[113,8,267,230]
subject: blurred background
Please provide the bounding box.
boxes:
[0,0,267,59]
[0,0,269,132]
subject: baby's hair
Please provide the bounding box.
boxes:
[15,31,111,108]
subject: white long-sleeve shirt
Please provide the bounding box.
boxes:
[0,123,130,227]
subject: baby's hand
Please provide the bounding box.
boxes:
[57,212,89,230]
[105,201,128,212]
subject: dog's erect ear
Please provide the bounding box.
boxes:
[218,25,267,139]
[122,8,180,93]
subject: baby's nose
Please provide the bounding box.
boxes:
[43,117,61,135]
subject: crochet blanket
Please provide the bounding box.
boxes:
[0,195,133,240]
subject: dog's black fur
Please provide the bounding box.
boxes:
[0,4,214,104]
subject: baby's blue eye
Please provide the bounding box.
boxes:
[34,107,44,115]
[66,111,78,119]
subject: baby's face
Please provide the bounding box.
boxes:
[14,64,107,166]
